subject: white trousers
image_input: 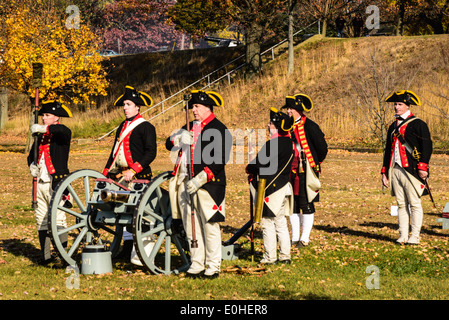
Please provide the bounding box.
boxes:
[391,166,423,241]
[36,181,67,231]
[261,198,291,263]
[178,183,222,274]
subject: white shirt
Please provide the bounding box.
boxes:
[38,153,51,183]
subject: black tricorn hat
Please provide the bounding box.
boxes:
[187,90,224,109]
[281,94,313,112]
[270,107,294,134]
[38,101,72,118]
[114,86,153,107]
[385,90,421,106]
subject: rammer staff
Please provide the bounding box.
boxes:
[31,62,43,209]
[184,94,198,248]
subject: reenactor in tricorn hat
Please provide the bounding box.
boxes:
[27,101,72,264]
[381,90,432,245]
[166,89,232,278]
[103,85,157,261]
[282,94,328,247]
[246,107,294,264]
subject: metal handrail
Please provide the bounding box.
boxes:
[97,20,319,140]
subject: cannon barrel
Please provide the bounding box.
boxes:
[254,178,266,224]
[101,190,131,203]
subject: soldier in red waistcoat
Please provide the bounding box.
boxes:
[103,86,157,261]
[103,86,156,183]
[381,90,432,245]
[166,89,232,278]
[27,101,72,264]
[282,94,328,247]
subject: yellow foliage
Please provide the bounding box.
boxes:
[0,3,108,104]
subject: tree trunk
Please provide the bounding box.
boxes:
[396,2,405,36]
[287,0,295,74]
[321,0,330,37]
[0,87,8,130]
[245,23,263,75]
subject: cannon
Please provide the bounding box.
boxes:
[48,169,190,275]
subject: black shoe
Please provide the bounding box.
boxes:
[277,259,291,265]
[296,241,308,248]
[186,271,205,279]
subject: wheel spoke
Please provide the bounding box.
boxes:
[165,235,171,274]
[143,208,164,223]
[66,184,86,212]
[57,222,86,235]
[149,230,166,262]
[67,227,88,257]
[56,205,86,220]
[84,175,91,203]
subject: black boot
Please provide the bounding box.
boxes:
[38,230,53,265]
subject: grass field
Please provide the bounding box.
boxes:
[1,141,449,301]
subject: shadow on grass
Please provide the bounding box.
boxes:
[314,224,395,243]
[0,238,41,263]
[316,216,449,243]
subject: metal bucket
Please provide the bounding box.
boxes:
[81,245,112,275]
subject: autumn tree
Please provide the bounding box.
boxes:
[99,0,184,53]
[297,0,372,37]
[0,0,109,150]
[383,0,449,35]
[167,0,230,44]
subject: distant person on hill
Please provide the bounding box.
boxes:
[27,101,72,265]
[352,14,364,37]
[166,89,232,278]
[103,86,157,262]
[381,90,432,245]
[283,94,328,247]
[246,108,294,264]
[336,15,346,38]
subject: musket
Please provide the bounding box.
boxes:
[184,94,198,248]
[31,63,43,209]
[425,179,436,209]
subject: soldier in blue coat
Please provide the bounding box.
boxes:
[246,107,294,264]
[381,90,432,245]
[27,101,72,264]
[283,94,328,247]
[166,90,232,278]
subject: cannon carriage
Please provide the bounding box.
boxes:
[47,169,191,275]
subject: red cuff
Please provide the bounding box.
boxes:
[204,166,215,182]
[417,162,429,171]
[130,162,143,174]
[102,168,109,176]
[381,167,386,174]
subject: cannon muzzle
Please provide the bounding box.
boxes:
[101,190,131,203]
